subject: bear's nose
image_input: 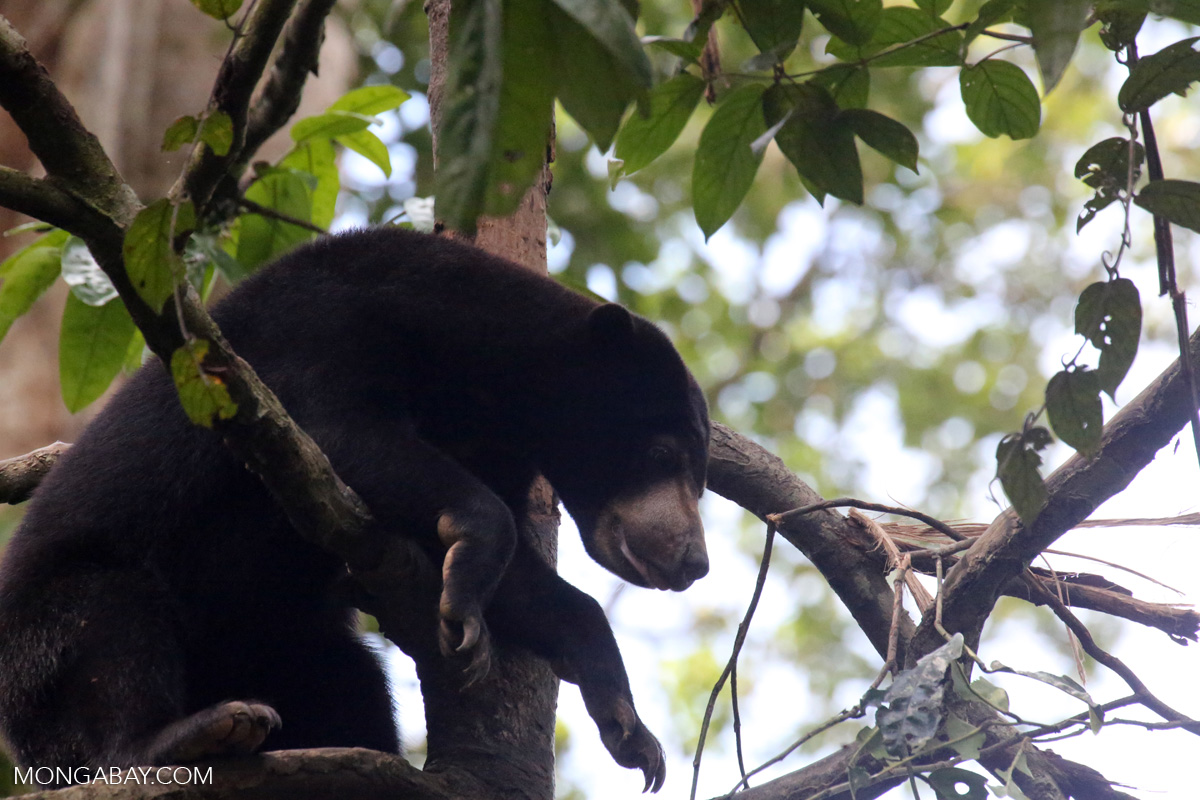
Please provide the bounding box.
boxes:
[677,542,709,585]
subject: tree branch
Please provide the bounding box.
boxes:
[237,0,339,172]
[174,0,299,210]
[0,14,139,224]
[912,325,1200,660]
[706,422,913,666]
[0,443,69,505]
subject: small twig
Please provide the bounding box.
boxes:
[239,196,327,234]
[730,665,748,789]
[770,498,967,542]
[1021,574,1200,735]
[691,523,776,800]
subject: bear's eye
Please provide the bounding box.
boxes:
[647,445,678,469]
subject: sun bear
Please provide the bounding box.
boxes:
[0,227,709,792]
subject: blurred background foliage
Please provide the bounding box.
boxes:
[296,2,1198,790]
[1,1,1196,796]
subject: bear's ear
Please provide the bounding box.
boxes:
[587,303,636,349]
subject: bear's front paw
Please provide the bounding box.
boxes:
[438,603,492,686]
[149,701,281,764]
[596,696,666,793]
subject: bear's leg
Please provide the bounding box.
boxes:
[245,626,400,754]
[0,568,201,781]
[486,541,666,793]
[141,701,281,764]
[322,429,519,684]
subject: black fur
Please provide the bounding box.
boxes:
[0,228,709,789]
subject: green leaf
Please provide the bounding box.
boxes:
[550,0,648,151]
[484,0,557,216]
[966,675,1010,712]
[59,292,136,413]
[61,237,117,306]
[1075,278,1142,399]
[739,0,806,60]
[550,0,650,89]
[1135,178,1200,232]
[840,108,919,171]
[996,428,1049,525]
[1119,37,1200,113]
[1148,0,1200,26]
[614,74,706,176]
[827,7,962,68]
[123,199,195,312]
[960,59,1041,140]
[190,0,242,19]
[764,83,863,204]
[199,111,234,156]
[162,115,199,152]
[0,230,68,345]
[280,137,339,229]
[237,172,315,270]
[291,110,376,142]
[927,768,988,800]
[1075,137,1144,231]
[807,0,883,47]
[693,84,767,239]
[436,0,503,230]
[642,36,704,63]
[328,84,411,115]
[1046,368,1103,456]
[914,0,952,14]
[337,128,393,177]
[942,715,986,761]
[812,65,871,108]
[1095,2,1146,51]
[170,339,238,428]
[964,0,1016,47]
[1027,1,1090,93]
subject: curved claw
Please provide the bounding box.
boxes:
[596,697,666,792]
[438,613,492,686]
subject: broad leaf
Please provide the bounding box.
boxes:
[927,769,988,800]
[960,59,1041,140]
[807,0,883,47]
[237,172,315,270]
[1118,37,1200,113]
[61,237,117,306]
[811,64,871,108]
[739,0,806,60]
[337,128,392,177]
[764,83,863,204]
[0,230,68,345]
[291,110,375,142]
[190,0,242,19]
[484,0,556,215]
[693,84,767,239]
[550,0,648,151]
[435,0,503,230]
[996,427,1050,524]
[1075,278,1142,398]
[162,115,199,152]
[280,137,339,229]
[877,635,963,758]
[329,85,411,115]
[1075,137,1144,231]
[840,108,919,171]
[1046,367,1103,456]
[171,339,238,428]
[1027,1,1090,93]
[827,7,962,68]
[964,0,1016,47]
[123,199,196,312]
[59,292,136,413]
[615,74,706,176]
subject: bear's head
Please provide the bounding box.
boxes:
[543,304,710,592]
